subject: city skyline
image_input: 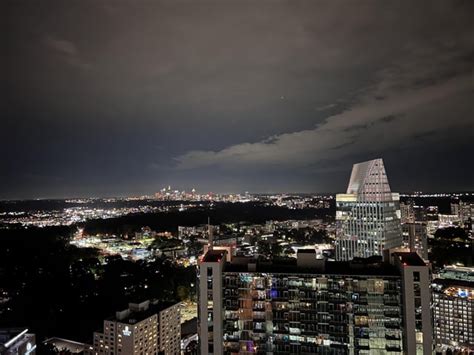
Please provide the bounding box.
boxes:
[4,0,474,199]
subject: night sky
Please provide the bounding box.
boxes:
[3,0,474,199]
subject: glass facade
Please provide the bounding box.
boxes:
[335,159,401,261]
[336,199,401,260]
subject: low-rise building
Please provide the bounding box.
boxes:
[432,266,474,354]
[93,300,181,355]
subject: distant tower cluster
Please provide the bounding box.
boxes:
[335,158,402,260]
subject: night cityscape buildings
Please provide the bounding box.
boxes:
[432,266,474,353]
[401,222,429,261]
[92,300,181,355]
[194,158,472,354]
[197,248,432,354]
[1,158,473,354]
[3,1,474,354]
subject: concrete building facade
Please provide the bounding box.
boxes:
[432,266,474,354]
[93,300,180,355]
[198,249,432,355]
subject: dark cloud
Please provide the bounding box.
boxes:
[2,0,473,199]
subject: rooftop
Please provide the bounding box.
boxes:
[297,249,316,254]
[44,338,91,354]
[432,277,474,300]
[432,277,474,288]
[437,266,474,283]
[202,249,227,262]
[223,255,400,277]
[393,252,427,267]
[107,300,178,325]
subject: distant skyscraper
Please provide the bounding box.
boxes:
[335,158,402,261]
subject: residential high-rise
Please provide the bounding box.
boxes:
[198,249,432,354]
[392,252,433,355]
[92,300,181,355]
[432,266,474,354]
[335,158,402,261]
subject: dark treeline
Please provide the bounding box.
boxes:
[429,227,473,267]
[82,202,332,235]
[0,226,195,343]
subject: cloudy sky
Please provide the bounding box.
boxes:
[3,0,474,199]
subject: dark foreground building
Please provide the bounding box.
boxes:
[198,249,432,355]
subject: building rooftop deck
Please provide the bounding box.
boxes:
[223,256,400,277]
[202,249,227,262]
[393,252,426,267]
[107,300,178,325]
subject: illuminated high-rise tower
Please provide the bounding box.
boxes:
[335,158,402,260]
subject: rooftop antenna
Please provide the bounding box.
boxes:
[208,216,213,250]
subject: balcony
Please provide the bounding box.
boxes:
[273,328,289,334]
[300,329,318,335]
[385,322,400,329]
[224,335,240,342]
[383,299,399,306]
